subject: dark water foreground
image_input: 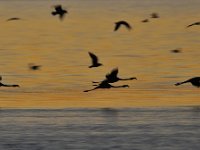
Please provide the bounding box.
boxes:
[0,107,200,150]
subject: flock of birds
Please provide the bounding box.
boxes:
[1,4,200,92]
[84,54,137,92]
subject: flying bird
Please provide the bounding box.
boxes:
[175,77,200,87]
[93,68,137,83]
[171,48,182,53]
[29,63,41,70]
[88,52,103,68]
[114,21,132,31]
[151,13,159,18]
[6,17,21,21]
[186,22,200,28]
[0,76,19,87]
[84,80,129,92]
[141,19,149,23]
[51,5,67,20]
[105,68,137,83]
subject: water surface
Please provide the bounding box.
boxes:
[0,0,200,108]
[0,107,200,150]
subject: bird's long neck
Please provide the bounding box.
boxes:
[175,80,189,86]
[0,82,19,87]
[83,87,98,92]
[119,77,136,81]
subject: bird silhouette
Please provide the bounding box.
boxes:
[84,80,129,92]
[7,17,21,21]
[29,63,41,70]
[151,13,159,18]
[0,76,19,87]
[186,22,200,28]
[171,48,182,53]
[114,21,132,31]
[93,68,137,83]
[175,77,200,87]
[88,52,103,68]
[51,5,67,20]
[141,19,149,23]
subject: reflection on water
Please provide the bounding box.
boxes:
[0,107,200,150]
[0,0,200,108]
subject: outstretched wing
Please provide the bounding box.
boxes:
[7,17,21,21]
[123,22,132,30]
[106,68,118,79]
[114,23,121,31]
[88,52,99,65]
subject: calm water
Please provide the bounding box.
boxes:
[0,1,200,106]
[0,107,200,150]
